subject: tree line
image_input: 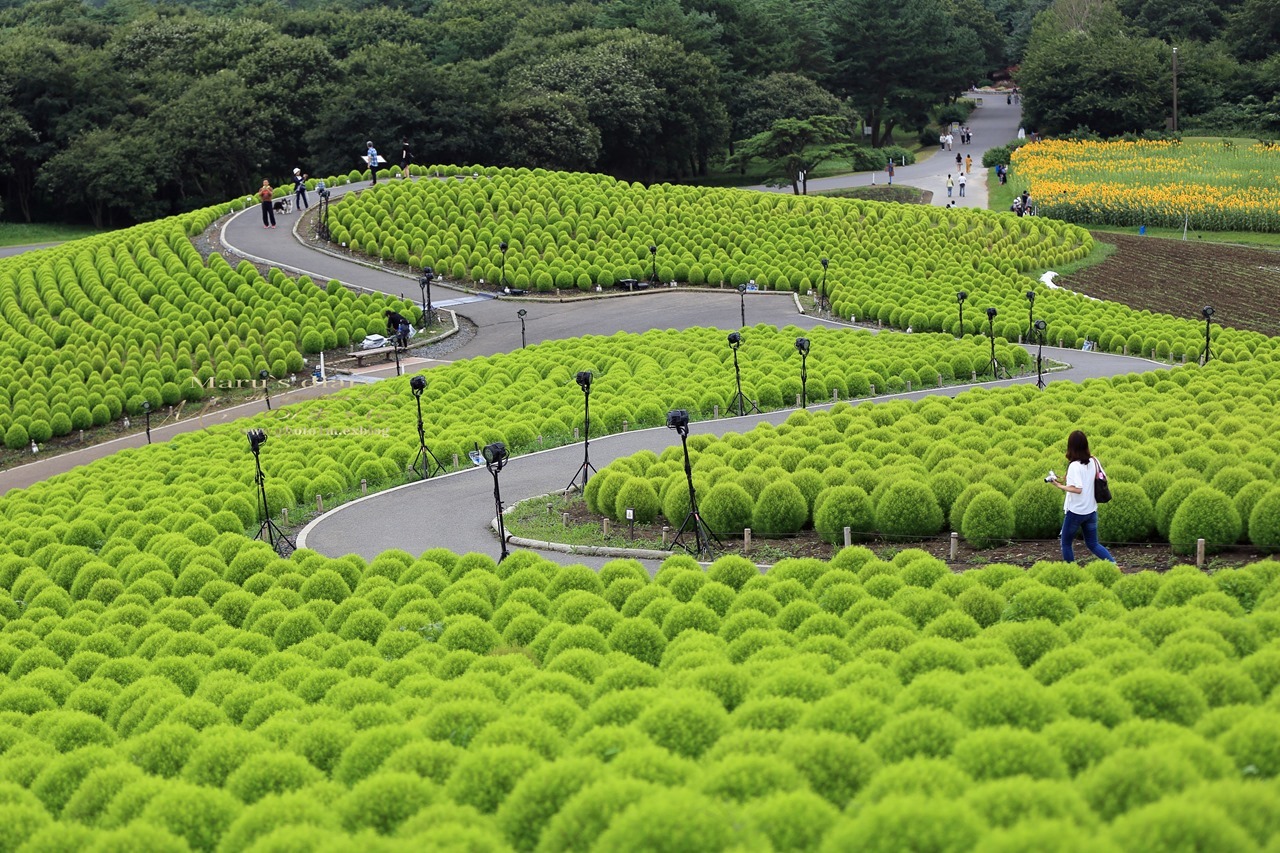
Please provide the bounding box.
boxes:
[0,0,1012,227]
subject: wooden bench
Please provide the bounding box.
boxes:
[348,345,403,367]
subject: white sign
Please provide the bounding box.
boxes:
[625,508,634,520]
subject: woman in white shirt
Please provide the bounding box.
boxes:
[1048,430,1116,564]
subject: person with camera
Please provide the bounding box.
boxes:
[384,309,408,338]
[1046,430,1115,564]
[292,168,309,210]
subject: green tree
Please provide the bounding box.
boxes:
[496,91,601,171]
[829,0,975,146]
[733,72,845,140]
[727,115,852,194]
[1019,1,1168,136]
[37,125,165,227]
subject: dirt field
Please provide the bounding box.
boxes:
[1061,233,1280,338]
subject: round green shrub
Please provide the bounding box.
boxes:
[613,477,660,524]
[961,490,1015,549]
[1168,487,1241,555]
[701,482,755,535]
[814,486,874,544]
[1249,488,1280,551]
[875,481,943,539]
[751,480,809,537]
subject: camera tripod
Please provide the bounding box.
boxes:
[669,423,721,559]
[253,447,295,556]
[983,316,1009,380]
[411,397,445,480]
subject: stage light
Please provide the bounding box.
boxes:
[409,376,443,478]
[141,400,152,444]
[566,371,596,493]
[795,337,810,409]
[410,375,426,396]
[666,409,690,431]
[665,409,719,558]
[726,332,757,416]
[727,331,741,347]
[246,428,294,555]
[795,337,810,356]
[483,442,508,466]
[260,369,273,410]
[575,370,592,390]
[516,308,527,348]
[478,441,510,561]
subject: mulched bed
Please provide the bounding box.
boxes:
[545,497,1273,573]
[1061,233,1280,338]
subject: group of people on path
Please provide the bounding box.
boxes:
[939,127,974,150]
[258,135,414,228]
[945,172,967,198]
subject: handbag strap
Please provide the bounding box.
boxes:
[1091,456,1107,479]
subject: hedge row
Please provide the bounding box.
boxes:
[4,541,1280,850]
[0,216,415,444]
[591,359,1280,553]
[327,167,1280,364]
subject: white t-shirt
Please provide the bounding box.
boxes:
[1064,459,1097,515]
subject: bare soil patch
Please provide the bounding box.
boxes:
[1061,233,1280,337]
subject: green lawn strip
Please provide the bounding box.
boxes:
[0,222,106,247]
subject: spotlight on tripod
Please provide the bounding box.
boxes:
[649,244,659,284]
[499,242,508,289]
[565,371,596,493]
[418,267,435,329]
[984,307,1004,379]
[247,428,295,556]
[737,283,747,328]
[1033,319,1047,389]
[795,337,810,409]
[666,409,720,560]
[817,258,830,316]
[1201,305,1214,364]
[480,441,510,562]
[409,375,444,479]
[956,290,967,336]
[727,331,760,417]
[260,369,272,410]
[142,400,152,444]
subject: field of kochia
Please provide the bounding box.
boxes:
[5,162,1280,849]
[4,537,1280,851]
[586,361,1280,554]
[333,167,1278,363]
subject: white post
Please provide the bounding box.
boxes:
[319,350,326,382]
[744,528,752,553]
[1196,538,1206,568]
[843,527,851,548]
[950,532,959,560]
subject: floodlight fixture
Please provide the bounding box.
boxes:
[986,306,998,320]
[1026,290,1036,339]
[726,333,758,417]
[410,375,426,397]
[1033,319,1047,332]
[478,441,510,561]
[796,337,810,408]
[1033,320,1047,389]
[983,308,1002,379]
[956,291,968,336]
[566,371,597,493]
[246,428,294,555]
[516,308,527,348]
[260,369,273,410]
[409,376,443,478]
[727,331,741,348]
[499,242,509,288]
[418,266,435,327]
[817,257,830,315]
[1201,305,1214,364]
[141,400,152,444]
[1202,305,1214,319]
[737,284,748,327]
[648,244,658,283]
[665,410,719,558]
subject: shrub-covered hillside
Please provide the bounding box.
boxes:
[590,360,1280,554]
[4,543,1280,850]
[0,207,415,449]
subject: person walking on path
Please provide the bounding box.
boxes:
[946,174,954,197]
[958,171,966,197]
[946,133,953,151]
[366,140,380,185]
[965,154,973,174]
[886,160,895,185]
[400,137,412,179]
[1047,430,1116,564]
[258,180,276,228]
[939,132,946,151]
[292,169,309,210]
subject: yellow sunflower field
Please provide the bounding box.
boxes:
[1009,139,1280,232]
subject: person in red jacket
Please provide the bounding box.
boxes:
[258,180,276,228]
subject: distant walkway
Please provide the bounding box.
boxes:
[0,242,60,259]
[744,91,1022,212]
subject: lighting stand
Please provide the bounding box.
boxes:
[817,258,830,316]
[418,268,435,329]
[649,245,659,285]
[393,340,402,376]
[669,420,721,560]
[1034,321,1047,390]
[956,291,967,337]
[260,370,272,410]
[565,373,596,493]
[142,401,152,444]
[480,442,510,562]
[410,381,445,479]
[517,309,527,348]
[728,334,761,417]
[1201,306,1214,365]
[1026,290,1036,342]
[983,311,1007,380]
[249,432,295,556]
[499,242,508,290]
[796,337,810,409]
[738,284,747,328]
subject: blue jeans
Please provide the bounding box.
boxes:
[1061,510,1115,563]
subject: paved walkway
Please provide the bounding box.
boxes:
[744,91,1022,212]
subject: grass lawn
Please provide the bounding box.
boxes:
[0,222,105,248]
[687,139,932,189]
[814,185,930,204]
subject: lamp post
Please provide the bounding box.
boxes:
[1172,46,1179,133]
[499,241,508,290]
[649,245,658,284]
[517,309,527,348]
[141,400,151,444]
[418,267,434,329]
[956,291,967,336]
[795,337,810,409]
[1201,305,1214,364]
[1025,290,1036,341]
